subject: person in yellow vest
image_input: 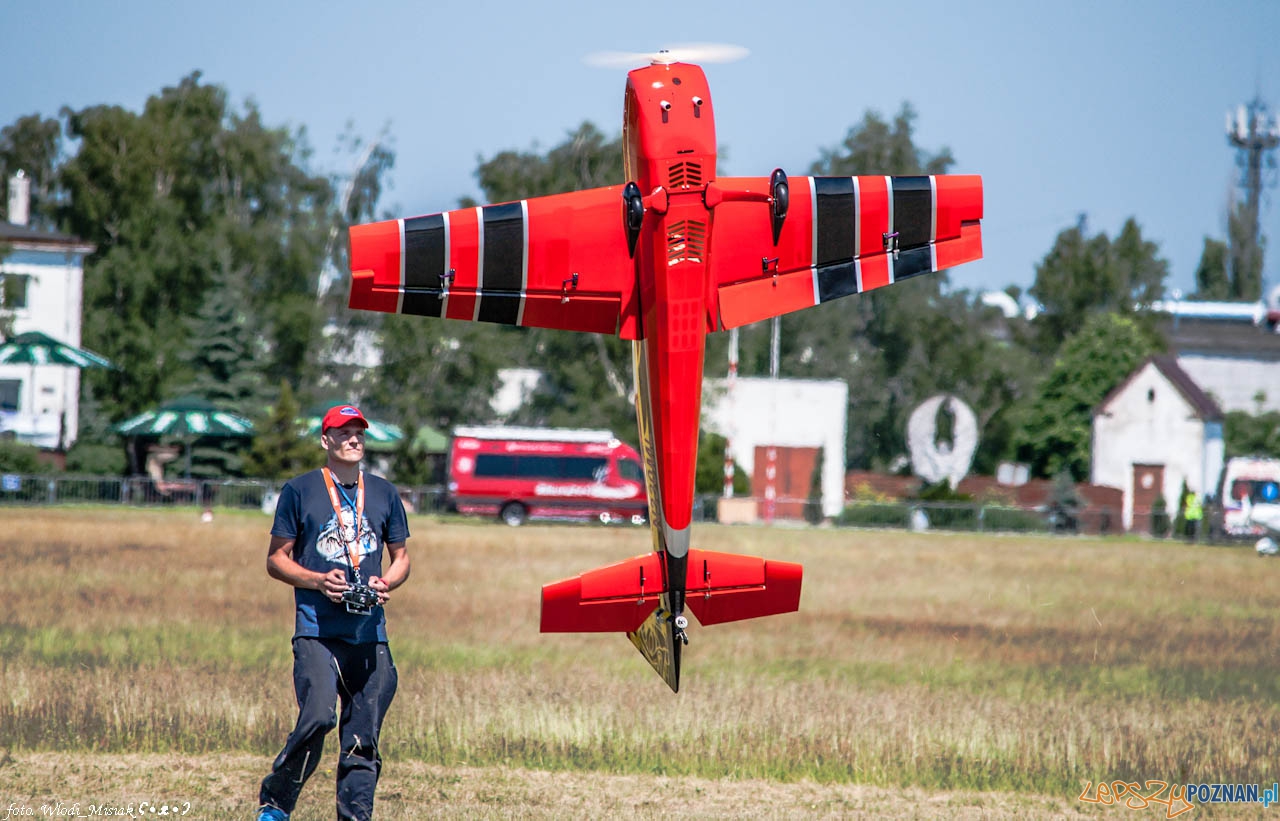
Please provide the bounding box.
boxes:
[1183,490,1203,541]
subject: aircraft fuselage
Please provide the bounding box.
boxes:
[622,62,721,658]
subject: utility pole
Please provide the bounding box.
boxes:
[1226,96,1280,299]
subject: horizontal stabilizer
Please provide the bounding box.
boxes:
[683,549,803,625]
[540,548,802,633]
[541,552,665,633]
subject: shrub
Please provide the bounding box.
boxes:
[981,506,1049,533]
[837,502,910,528]
[0,439,53,473]
[65,442,126,475]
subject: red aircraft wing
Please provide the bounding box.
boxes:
[709,174,983,330]
[348,185,639,336]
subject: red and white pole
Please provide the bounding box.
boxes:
[764,446,777,524]
[723,328,738,499]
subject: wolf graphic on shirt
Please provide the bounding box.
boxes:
[316,508,377,567]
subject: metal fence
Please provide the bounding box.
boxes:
[693,495,1120,535]
[0,473,1121,537]
[0,473,454,514]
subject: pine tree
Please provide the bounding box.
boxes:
[1192,237,1231,300]
[243,381,319,480]
[176,253,266,478]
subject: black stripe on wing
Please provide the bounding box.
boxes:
[892,176,933,249]
[477,202,524,325]
[891,176,934,281]
[813,176,856,267]
[403,214,447,317]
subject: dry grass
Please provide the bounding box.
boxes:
[2,508,1279,816]
[0,753,1095,819]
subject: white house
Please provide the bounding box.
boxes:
[701,377,848,518]
[0,175,94,450]
[1091,355,1225,532]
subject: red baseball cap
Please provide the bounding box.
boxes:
[321,404,369,433]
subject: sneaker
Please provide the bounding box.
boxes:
[256,807,289,821]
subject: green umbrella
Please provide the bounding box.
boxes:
[410,423,449,454]
[113,396,255,478]
[115,396,254,437]
[0,331,115,449]
[0,330,115,368]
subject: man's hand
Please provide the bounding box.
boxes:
[318,568,350,603]
[368,576,390,605]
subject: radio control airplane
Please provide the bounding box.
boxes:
[347,51,984,691]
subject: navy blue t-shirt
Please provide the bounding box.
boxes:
[271,468,410,644]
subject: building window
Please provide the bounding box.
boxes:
[0,379,20,411]
[1147,388,1156,402]
[1,274,30,309]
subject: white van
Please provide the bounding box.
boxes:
[1218,457,1280,536]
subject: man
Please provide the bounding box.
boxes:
[257,404,411,821]
[1184,489,1203,542]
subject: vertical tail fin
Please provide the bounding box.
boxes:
[627,602,682,692]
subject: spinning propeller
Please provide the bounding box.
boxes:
[585,43,749,69]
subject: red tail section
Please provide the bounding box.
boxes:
[540,548,802,633]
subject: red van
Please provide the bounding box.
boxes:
[448,426,648,526]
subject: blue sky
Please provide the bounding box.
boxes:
[4,0,1279,298]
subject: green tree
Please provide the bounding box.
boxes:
[1227,198,1264,301]
[177,254,266,410]
[1029,216,1166,352]
[1192,237,1232,300]
[243,381,319,480]
[473,122,623,202]
[695,429,749,496]
[387,433,435,487]
[811,103,954,177]
[1014,313,1164,479]
[0,114,63,227]
[175,254,269,477]
[58,73,335,420]
[1223,409,1280,458]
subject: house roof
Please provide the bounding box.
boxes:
[0,222,93,252]
[1161,315,1280,362]
[1095,354,1224,422]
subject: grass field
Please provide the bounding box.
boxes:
[1,508,1277,818]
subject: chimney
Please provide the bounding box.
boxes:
[8,170,30,227]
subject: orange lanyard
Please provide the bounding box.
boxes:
[322,467,365,576]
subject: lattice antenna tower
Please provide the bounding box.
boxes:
[1226,96,1280,289]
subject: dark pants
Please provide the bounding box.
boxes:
[259,637,398,821]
